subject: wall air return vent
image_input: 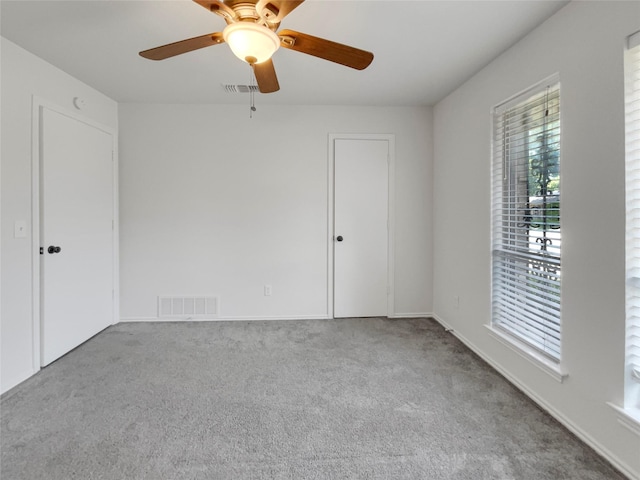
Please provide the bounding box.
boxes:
[158,296,219,319]
[222,84,260,94]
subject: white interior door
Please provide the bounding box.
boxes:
[334,138,389,318]
[40,107,114,366]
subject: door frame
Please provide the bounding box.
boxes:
[30,96,119,370]
[327,133,395,319]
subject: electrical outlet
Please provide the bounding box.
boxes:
[264,285,272,296]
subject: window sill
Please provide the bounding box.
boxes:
[485,324,568,383]
[607,403,640,437]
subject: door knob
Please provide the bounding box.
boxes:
[47,246,61,254]
[336,236,343,242]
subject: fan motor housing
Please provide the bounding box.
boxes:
[214,1,280,30]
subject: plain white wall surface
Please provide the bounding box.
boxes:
[0,37,118,394]
[432,1,640,477]
[119,104,433,320]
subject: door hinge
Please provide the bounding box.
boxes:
[40,247,43,255]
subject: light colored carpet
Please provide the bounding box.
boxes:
[1,318,625,479]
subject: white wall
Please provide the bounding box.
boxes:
[432,1,640,478]
[119,104,433,320]
[0,38,118,394]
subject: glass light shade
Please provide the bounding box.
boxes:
[223,23,280,64]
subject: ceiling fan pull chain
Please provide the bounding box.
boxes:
[249,66,257,118]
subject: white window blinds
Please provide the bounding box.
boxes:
[625,33,640,385]
[492,77,562,361]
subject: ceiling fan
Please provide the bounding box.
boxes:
[139,0,374,94]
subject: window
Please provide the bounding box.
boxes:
[492,76,562,361]
[625,31,640,410]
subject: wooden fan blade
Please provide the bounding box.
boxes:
[193,0,238,22]
[255,0,304,23]
[140,32,225,60]
[252,59,280,93]
[278,29,373,70]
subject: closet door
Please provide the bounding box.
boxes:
[334,138,389,318]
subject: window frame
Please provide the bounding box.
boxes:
[491,74,563,365]
[624,31,640,417]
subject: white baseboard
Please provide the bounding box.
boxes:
[431,313,639,480]
[389,312,433,318]
[120,314,332,323]
[121,314,432,323]
[1,367,38,397]
[213,314,333,322]
[119,316,159,322]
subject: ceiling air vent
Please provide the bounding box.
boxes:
[222,84,260,94]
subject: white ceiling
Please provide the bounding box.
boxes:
[0,0,568,106]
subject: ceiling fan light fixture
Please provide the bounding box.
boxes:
[223,22,280,64]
